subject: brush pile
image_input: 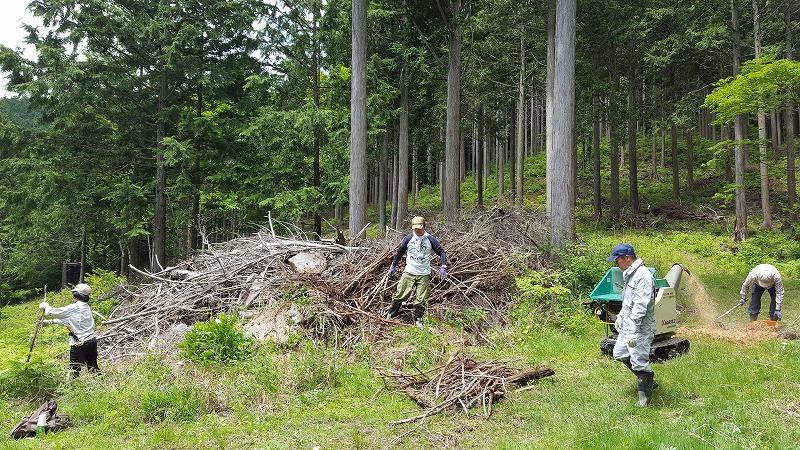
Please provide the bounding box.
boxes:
[380,355,555,424]
[100,209,546,358]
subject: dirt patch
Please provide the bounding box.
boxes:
[676,320,780,345]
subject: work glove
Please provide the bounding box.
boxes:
[614,315,622,332]
[627,339,637,349]
[773,310,782,321]
[738,296,746,306]
[438,265,447,278]
[39,302,49,310]
[42,319,54,325]
[387,264,396,276]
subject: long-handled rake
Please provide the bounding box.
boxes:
[25,286,46,363]
[713,302,742,329]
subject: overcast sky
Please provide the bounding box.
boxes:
[0,0,38,97]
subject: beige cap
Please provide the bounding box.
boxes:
[71,283,91,296]
[411,216,425,229]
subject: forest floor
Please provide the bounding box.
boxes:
[2,227,800,449]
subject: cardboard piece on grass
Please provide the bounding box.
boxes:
[10,399,70,439]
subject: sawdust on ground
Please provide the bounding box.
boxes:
[676,320,780,345]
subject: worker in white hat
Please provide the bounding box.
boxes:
[40,283,99,376]
[386,216,448,328]
[739,263,784,321]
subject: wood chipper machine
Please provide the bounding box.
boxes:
[585,263,690,361]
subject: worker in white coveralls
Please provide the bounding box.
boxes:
[608,243,656,407]
[738,263,784,322]
[39,283,100,377]
[386,216,448,329]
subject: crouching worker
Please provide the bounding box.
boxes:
[40,283,99,376]
[738,263,784,321]
[386,216,448,329]
[608,244,656,407]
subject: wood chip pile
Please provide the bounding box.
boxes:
[380,355,555,424]
[100,209,546,358]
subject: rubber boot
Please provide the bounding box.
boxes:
[749,313,758,322]
[636,372,654,407]
[414,305,425,329]
[385,300,402,319]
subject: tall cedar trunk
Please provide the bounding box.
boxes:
[443,0,462,221]
[392,138,399,228]
[348,0,368,238]
[312,2,322,237]
[671,124,679,200]
[609,95,620,221]
[788,107,797,206]
[771,109,780,156]
[412,148,418,205]
[188,88,202,254]
[153,75,168,272]
[497,118,505,203]
[627,77,638,212]
[397,78,409,228]
[550,0,576,248]
[786,6,796,206]
[378,133,388,231]
[427,144,433,195]
[687,128,694,189]
[732,0,748,241]
[712,117,718,143]
[483,115,491,185]
[532,94,539,152]
[472,122,478,188]
[660,128,665,167]
[515,31,525,208]
[460,134,466,181]
[440,119,446,206]
[651,127,657,178]
[545,9,555,214]
[508,108,516,204]
[723,125,734,181]
[477,113,484,208]
[593,106,601,220]
[79,225,86,282]
[753,0,773,229]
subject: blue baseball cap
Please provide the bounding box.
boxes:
[607,243,635,262]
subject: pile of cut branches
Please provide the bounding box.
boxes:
[100,209,546,358]
[381,355,554,424]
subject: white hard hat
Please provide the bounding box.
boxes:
[71,283,92,297]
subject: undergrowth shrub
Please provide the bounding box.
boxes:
[392,326,449,370]
[290,341,343,393]
[0,359,66,400]
[179,314,253,364]
[513,270,594,336]
[232,350,279,407]
[139,384,206,423]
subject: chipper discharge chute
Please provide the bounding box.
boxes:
[586,263,690,361]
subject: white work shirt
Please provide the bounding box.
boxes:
[740,264,784,308]
[44,301,97,346]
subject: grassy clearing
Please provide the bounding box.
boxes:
[2,230,800,449]
[3,155,800,448]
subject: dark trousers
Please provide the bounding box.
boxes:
[749,285,777,320]
[69,339,99,377]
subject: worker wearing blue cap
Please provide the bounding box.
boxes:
[607,243,655,407]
